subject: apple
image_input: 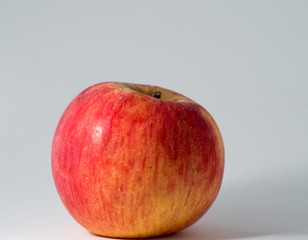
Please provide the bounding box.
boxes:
[51,82,224,238]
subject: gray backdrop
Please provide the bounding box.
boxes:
[1,1,307,239]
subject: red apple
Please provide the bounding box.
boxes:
[51,82,224,238]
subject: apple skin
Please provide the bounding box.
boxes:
[51,82,224,238]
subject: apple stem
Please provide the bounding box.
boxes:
[151,90,161,99]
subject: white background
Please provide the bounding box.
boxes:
[1,1,308,239]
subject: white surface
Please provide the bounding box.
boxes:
[1,1,308,239]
